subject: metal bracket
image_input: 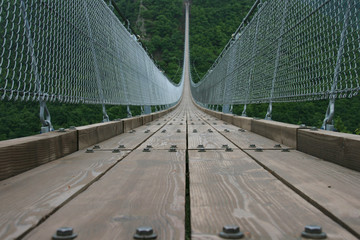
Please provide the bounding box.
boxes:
[265,102,272,120]
[40,101,53,133]
[322,98,335,130]
[241,104,247,117]
[127,105,132,118]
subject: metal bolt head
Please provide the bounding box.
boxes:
[305,225,322,234]
[162,129,166,133]
[249,144,256,148]
[157,123,161,125]
[223,225,240,234]
[146,145,153,148]
[219,225,244,239]
[177,129,181,133]
[53,227,77,240]
[224,129,229,132]
[274,144,281,148]
[118,144,125,148]
[301,225,326,239]
[112,149,120,153]
[93,145,100,149]
[225,147,233,152]
[143,148,151,152]
[86,148,94,153]
[58,128,66,132]
[282,148,290,152]
[134,226,157,239]
[193,129,198,133]
[197,144,204,148]
[169,123,173,125]
[69,126,76,130]
[255,148,263,152]
[310,126,318,131]
[180,123,183,125]
[222,144,228,148]
[171,145,177,148]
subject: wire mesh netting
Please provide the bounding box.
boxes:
[0,0,183,106]
[190,0,360,105]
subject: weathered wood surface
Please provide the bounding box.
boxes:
[298,129,360,171]
[96,123,165,150]
[25,150,185,240]
[189,150,356,239]
[0,150,129,240]
[0,130,78,181]
[138,124,187,150]
[188,124,237,150]
[246,149,360,237]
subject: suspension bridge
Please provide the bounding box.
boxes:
[1,0,360,239]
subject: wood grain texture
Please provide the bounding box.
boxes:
[0,130,78,181]
[123,116,143,132]
[98,124,165,150]
[297,129,360,171]
[245,149,360,236]
[138,125,187,150]
[189,150,356,240]
[220,128,285,149]
[251,119,298,148]
[24,150,185,240]
[0,150,129,240]
[77,121,123,150]
[233,116,253,131]
[188,125,237,149]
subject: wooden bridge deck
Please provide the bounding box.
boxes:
[1,102,360,240]
[1,2,360,239]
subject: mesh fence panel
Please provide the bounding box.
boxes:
[191,0,360,105]
[0,0,183,105]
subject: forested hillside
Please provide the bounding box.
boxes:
[0,0,359,141]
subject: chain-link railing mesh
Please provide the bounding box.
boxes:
[191,0,360,105]
[0,0,183,106]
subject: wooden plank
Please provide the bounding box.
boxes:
[189,150,356,239]
[245,149,360,237]
[77,121,123,150]
[0,130,78,181]
[298,129,360,171]
[0,150,129,240]
[98,124,164,150]
[251,119,298,148]
[25,150,185,240]
[188,125,237,150]
[138,125,187,150]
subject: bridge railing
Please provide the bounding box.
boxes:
[190,0,360,130]
[0,0,183,131]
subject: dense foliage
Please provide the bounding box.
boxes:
[0,0,359,141]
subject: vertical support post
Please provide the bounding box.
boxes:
[222,104,231,113]
[84,0,109,122]
[322,2,350,130]
[21,0,53,133]
[144,105,151,114]
[265,0,287,120]
[127,105,132,118]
